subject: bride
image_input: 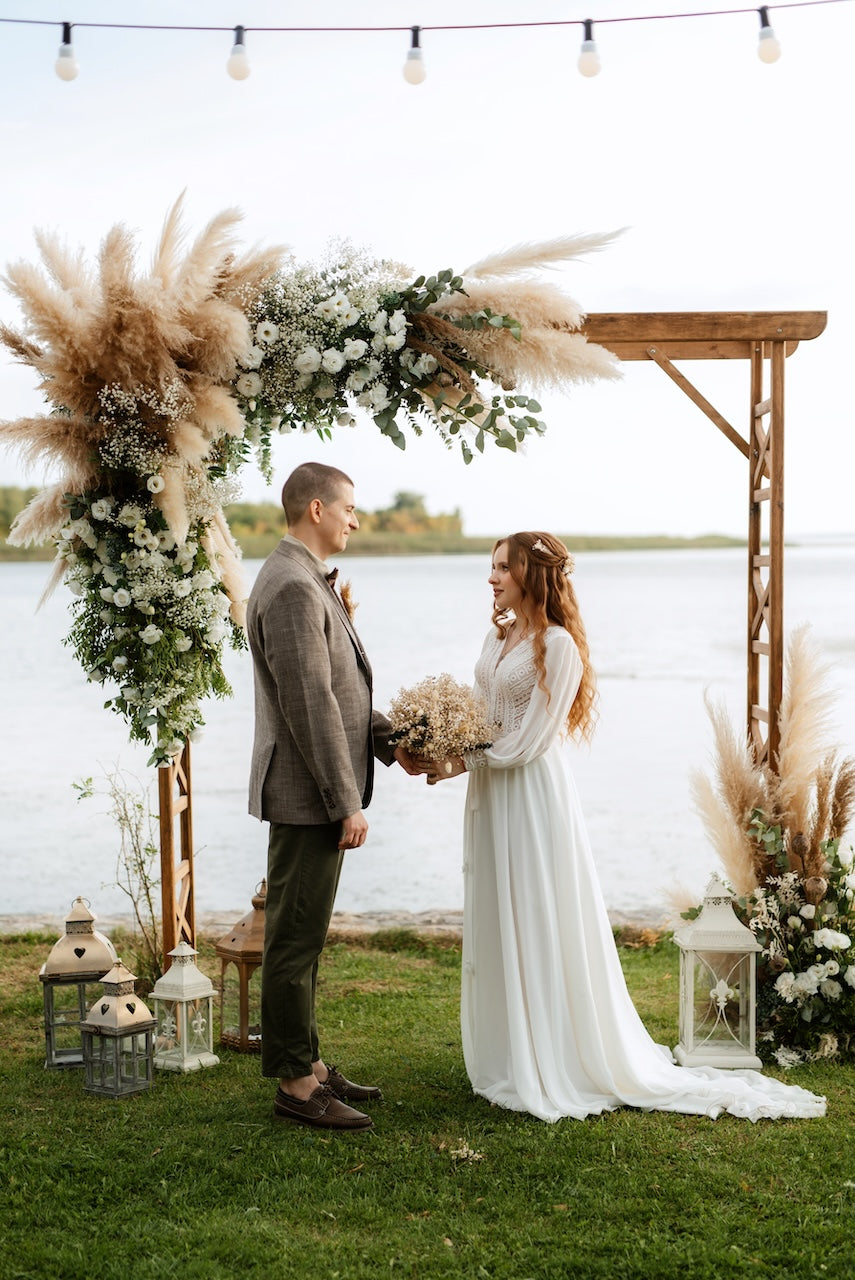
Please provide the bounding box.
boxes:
[427,531,825,1122]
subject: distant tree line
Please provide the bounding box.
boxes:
[226,490,463,541]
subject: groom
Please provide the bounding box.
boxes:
[247,461,418,1132]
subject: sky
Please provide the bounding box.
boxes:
[0,0,852,537]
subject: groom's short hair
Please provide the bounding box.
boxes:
[281,462,354,526]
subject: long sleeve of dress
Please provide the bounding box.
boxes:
[467,629,583,772]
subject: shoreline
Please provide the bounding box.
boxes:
[0,905,669,940]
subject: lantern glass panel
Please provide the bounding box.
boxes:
[690,951,752,1052]
[84,1030,154,1096]
[219,960,262,1052]
[43,980,104,1067]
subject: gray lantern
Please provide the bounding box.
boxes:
[673,875,763,1069]
[39,898,118,1068]
[151,942,219,1072]
[80,961,156,1097]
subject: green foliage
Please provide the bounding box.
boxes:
[0,935,850,1280]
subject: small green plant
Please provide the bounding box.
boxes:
[74,767,163,989]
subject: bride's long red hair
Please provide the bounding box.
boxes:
[492,531,598,743]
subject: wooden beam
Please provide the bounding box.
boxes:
[581,312,826,361]
[645,346,749,457]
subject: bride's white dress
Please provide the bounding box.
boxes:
[461,625,826,1122]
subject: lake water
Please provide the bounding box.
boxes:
[2,545,853,925]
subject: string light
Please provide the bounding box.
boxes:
[577,19,601,77]
[226,25,250,80]
[54,20,78,81]
[403,25,426,84]
[757,6,783,59]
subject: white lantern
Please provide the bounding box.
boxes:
[81,961,156,1097]
[673,875,763,1069]
[39,898,118,1068]
[151,941,219,1072]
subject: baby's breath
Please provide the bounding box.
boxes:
[388,674,497,761]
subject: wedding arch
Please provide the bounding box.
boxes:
[0,206,826,960]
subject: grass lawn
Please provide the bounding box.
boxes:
[1,931,852,1280]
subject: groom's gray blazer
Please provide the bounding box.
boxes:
[247,537,395,825]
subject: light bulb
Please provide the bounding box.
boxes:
[757,7,782,63]
[55,21,78,81]
[403,25,426,85]
[227,25,250,80]
[577,20,601,78]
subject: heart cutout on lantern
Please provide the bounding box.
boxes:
[126,1002,136,1014]
[74,947,86,958]
[100,1002,109,1015]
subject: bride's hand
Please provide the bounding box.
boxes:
[426,756,466,785]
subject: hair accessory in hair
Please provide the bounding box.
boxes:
[562,555,575,577]
[531,538,548,554]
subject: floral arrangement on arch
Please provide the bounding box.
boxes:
[235,233,621,474]
[690,625,855,1066]
[0,197,619,765]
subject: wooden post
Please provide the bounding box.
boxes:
[157,740,196,966]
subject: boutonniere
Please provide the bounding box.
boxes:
[339,580,357,622]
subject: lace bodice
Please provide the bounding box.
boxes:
[474,631,540,735]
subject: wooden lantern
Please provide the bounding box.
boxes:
[39,898,118,1069]
[673,875,763,1070]
[151,941,219,1073]
[215,880,266,1052]
[81,961,156,1097]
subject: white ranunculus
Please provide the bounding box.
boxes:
[321,348,346,374]
[113,589,132,608]
[99,586,115,603]
[294,346,322,375]
[824,960,840,976]
[139,624,163,645]
[368,309,388,334]
[256,320,279,344]
[343,338,368,362]
[820,978,843,1000]
[243,345,265,370]
[388,309,407,334]
[175,635,193,653]
[385,331,406,351]
[146,474,166,494]
[813,927,851,951]
[336,412,357,428]
[236,371,263,398]
[112,656,128,672]
[786,915,803,931]
[799,903,816,920]
[90,499,111,521]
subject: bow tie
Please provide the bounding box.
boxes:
[326,567,339,586]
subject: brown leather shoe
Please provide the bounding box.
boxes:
[324,1064,383,1102]
[273,1083,373,1131]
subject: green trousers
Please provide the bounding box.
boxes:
[261,820,344,1079]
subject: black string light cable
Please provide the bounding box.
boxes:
[0,1,850,83]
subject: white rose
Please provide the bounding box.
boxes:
[118,504,143,527]
[112,656,128,672]
[336,412,357,428]
[102,567,119,587]
[173,578,193,598]
[321,348,346,374]
[90,499,111,521]
[133,527,150,547]
[193,570,215,591]
[139,624,163,645]
[99,609,113,624]
[799,903,816,920]
[367,383,391,411]
[343,338,368,362]
[236,371,263,398]
[255,320,279,344]
[837,845,854,869]
[294,347,322,375]
[113,589,131,608]
[206,621,228,644]
[786,915,803,931]
[121,686,141,704]
[99,586,115,603]
[175,635,193,653]
[146,474,165,494]
[68,579,85,597]
[243,345,265,370]
[844,966,855,989]
[813,927,851,951]
[824,960,840,976]
[312,380,336,402]
[820,978,843,1000]
[123,551,141,570]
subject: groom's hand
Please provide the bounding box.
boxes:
[339,811,369,848]
[394,746,430,776]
